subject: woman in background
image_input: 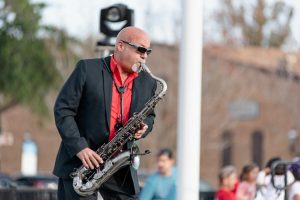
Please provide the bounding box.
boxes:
[236,164,259,200]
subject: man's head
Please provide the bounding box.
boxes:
[157,148,174,176]
[266,156,284,175]
[114,26,151,74]
[266,157,281,168]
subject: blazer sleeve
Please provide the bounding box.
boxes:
[54,60,89,158]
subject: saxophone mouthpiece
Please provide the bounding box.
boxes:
[131,63,140,73]
[132,62,145,73]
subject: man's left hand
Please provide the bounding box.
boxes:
[134,122,148,139]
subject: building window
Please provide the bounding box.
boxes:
[252,130,263,168]
[221,130,233,167]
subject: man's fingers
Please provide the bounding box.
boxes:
[76,148,104,169]
[141,123,148,132]
[84,154,95,169]
[89,152,103,168]
[133,123,149,139]
[81,159,89,169]
[143,124,148,129]
[89,155,100,168]
[93,153,103,164]
[137,124,148,134]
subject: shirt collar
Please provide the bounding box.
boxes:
[110,55,138,86]
[110,55,118,74]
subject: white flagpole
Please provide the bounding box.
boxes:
[177,0,203,199]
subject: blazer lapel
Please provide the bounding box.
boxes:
[129,76,142,117]
[102,57,113,130]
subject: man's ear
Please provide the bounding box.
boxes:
[116,41,124,52]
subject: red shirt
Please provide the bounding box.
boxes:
[216,188,236,200]
[108,56,138,141]
[232,181,239,194]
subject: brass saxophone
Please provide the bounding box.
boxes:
[70,63,167,196]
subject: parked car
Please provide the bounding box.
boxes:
[0,172,16,188]
[14,174,58,189]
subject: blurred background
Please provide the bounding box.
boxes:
[1,0,300,198]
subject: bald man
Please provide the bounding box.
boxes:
[53,27,156,200]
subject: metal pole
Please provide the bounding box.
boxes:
[177,0,203,199]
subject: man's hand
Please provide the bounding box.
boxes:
[76,148,103,169]
[134,122,148,139]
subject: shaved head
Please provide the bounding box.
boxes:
[116,26,150,44]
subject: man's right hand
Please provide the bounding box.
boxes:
[76,147,103,169]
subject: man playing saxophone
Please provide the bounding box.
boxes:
[53,26,157,200]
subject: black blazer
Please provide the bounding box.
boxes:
[53,56,156,194]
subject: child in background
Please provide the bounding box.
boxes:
[217,165,238,200]
[236,164,259,200]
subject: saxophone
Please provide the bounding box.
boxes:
[70,63,167,196]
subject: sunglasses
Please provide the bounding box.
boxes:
[121,40,152,55]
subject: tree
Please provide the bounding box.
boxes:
[216,0,294,47]
[0,0,78,116]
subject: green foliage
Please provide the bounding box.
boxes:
[216,0,294,47]
[0,0,61,115]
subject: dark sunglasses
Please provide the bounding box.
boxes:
[121,40,152,55]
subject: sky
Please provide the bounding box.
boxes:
[31,0,300,49]
[31,0,181,44]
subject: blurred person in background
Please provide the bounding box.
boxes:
[232,177,240,196]
[288,157,300,200]
[53,26,157,200]
[236,164,259,200]
[216,165,238,200]
[139,148,176,200]
[256,157,294,200]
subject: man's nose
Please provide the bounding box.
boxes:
[140,52,148,59]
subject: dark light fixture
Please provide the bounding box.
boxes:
[100,3,134,38]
